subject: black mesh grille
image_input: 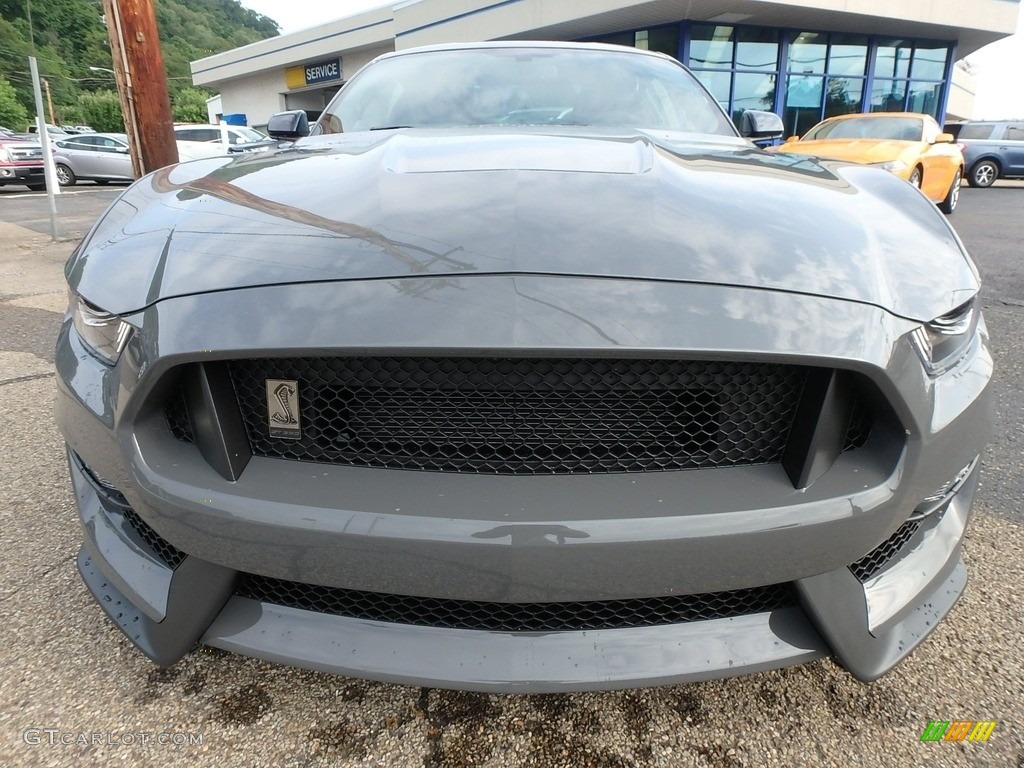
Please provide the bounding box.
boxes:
[222,357,809,475]
[119,507,187,570]
[849,518,922,582]
[79,458,187,570]
[165,385,194,443]
[237,574,794,631]
[843,395,873,452]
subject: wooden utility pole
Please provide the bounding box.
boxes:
[102,0,178,175]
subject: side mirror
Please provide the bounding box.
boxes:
[267,110,309,140]
[115,146,130,153]
[935,132,955,144]
[739,110,784,141]
[785,136,800,143]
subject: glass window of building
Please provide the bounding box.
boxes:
[824,77,863,119]
[912,42,948,80]
[689,25,778,124]
[586,24,953,131]
[784,32,825,136]
[869,39,949,117]
[906,82,942,116]
[733,72,776,124]
[789,31,827,74]
[689,24,734,69]
[870,79,908,113]
[874,38,912,80]
[593,26,679,57]
[637,26,680,57]
[827,34,868,77]
[823,35,867,119]
[784,74,824,136]
[735,28,778,71]
[785,32,875,136]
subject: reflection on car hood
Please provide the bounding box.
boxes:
[775,138,918,164]
[68,129,977,321]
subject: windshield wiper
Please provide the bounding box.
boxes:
[369,125,413,131]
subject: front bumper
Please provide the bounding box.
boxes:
[0,164,44,185]
[69,444,977,690]
[57,278,992,690]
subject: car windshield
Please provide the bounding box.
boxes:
[235,126,267,141]
[314,47,735,136]
[804,116,923,141]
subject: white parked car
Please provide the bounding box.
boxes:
[173,123,268,148]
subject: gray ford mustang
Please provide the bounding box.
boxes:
[57,42,992,692]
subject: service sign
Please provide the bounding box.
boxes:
[304,58,341,85]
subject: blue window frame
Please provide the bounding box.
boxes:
[584,21,954,134]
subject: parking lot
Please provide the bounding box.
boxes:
[0,183,1022,767]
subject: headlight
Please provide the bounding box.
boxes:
[872,159,908,174]
[69,291,133,364]
[911,297,979,376]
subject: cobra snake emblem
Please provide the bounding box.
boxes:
[271,382,297,424]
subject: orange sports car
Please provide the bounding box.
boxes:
[773,112,964,214]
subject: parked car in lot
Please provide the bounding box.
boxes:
[173,123,269,150]
[26,122,69,138]
[52,132,232,185]
[53,132,134,186]
[0,134,45,190]
[59,41,991,692]
[945,120,1024,187]
[773,112,964,213]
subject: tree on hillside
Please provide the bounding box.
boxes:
[173,87,211,123]
[0,75,29,130]
[77,90,123,133]
[0,0,278,116]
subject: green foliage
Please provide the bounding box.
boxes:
[77,90,123,133]
[173,86,211,123]
[0,0,279,123]
[0,75,28,129]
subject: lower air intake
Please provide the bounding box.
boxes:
[237,574,795,631]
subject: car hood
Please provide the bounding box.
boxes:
[68,129,977,322]
[775,138,918,165]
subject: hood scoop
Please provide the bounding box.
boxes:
[385,133,654,175]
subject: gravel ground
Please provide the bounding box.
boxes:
[0,189,1022,767]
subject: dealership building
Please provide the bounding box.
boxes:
[191,0,1019,132]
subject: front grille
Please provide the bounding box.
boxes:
[222,357,809,475]
[79,457,187,569]
[10,147,42,160]
[843,395,873,451]
[165,385,194,443]
[120,507,187,570]
[237,574,794,631]
[849,518,922,582]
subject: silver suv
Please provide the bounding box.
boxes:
[946,120,1024,187]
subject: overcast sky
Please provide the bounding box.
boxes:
[239,0,1024,119]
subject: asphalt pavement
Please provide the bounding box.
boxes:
[0,184,1021,767]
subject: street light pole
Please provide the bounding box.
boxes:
[28,57,59,239]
